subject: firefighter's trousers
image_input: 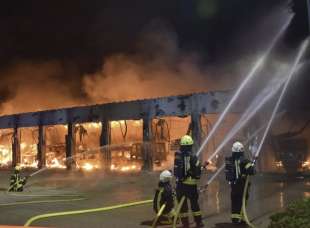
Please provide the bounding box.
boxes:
[230,178,250,223]
[176,183,202,226]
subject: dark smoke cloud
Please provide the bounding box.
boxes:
[0,0,306,115]
[0,61,85,114]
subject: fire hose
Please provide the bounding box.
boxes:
[0,197,85,207]
[24,199,153,227]
[4,170,153,227]
[172,196,185,228]
[241,176,254,228]
[151,203,166,228]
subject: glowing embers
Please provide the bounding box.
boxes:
[79,162,100,171]
[275,161,283,168]
[45,125,67,169]
[20,128,39,169]
[109,120,143,172]
[302,160,310,170]
[74,122,102,172]
[108,143,142,172]
[75,149,102,172]
[47,158,66,169]
[0,145,12,167]
[0,129,13,167]
[110,163,139,172]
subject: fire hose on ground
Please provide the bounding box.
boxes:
[24,199,153,227]
[4,180,152,227]
[0,197,86,207]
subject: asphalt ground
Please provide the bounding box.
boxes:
[0,169,309,228]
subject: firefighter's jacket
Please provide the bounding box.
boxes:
[225,156,255,184]
[9,173,27,192]
[174,151,202,185]
[153,181,175,215]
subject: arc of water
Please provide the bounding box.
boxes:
[207,76,288,162]
[196,16,293,157]
[253,38,309,162]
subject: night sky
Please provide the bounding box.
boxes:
[1,0,302,70]
[0,0,308,113]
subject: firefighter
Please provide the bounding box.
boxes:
[225,141,255,225]
[153,170,176,225]
[8,165,27,192]
[174,135,204,228]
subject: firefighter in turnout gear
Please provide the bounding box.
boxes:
[225,141,255,225]
[8,165,27,192]
[153,170,176,225]
[174,135,204,228]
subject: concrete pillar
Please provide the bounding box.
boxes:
[100,120,111,169]
[65,122,75,169]
[191,113,202,157]
[142,117,153,171]
[37,125,46,169]
[12,127,21,168]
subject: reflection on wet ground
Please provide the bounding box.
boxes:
[0,170,309,227]
[200,173,310,227]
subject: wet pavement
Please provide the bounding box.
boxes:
[0,169,309,228]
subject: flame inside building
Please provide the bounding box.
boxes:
[0,92,308,174]
[0,118,192,172]
[0,112,252,172]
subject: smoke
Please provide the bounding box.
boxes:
[0,6,297,115]
[82,22,233,103]
[0,61,83,115]
[0,22,236,115]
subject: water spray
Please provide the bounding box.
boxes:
[200,113,284,191]
[196,16,293,157]
[253,38,309,163]
[205,38,308,164]
[207,75,288,162]
[29,167,48,177]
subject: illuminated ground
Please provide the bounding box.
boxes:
[0,169,309,228]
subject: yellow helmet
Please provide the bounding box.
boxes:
[15,165,21,171]
[180,135,194,146]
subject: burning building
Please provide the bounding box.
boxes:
[0,91,233,172]
[0,90,307,174]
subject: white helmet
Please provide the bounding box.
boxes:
[159,170,173,182]
[232,141,244,153]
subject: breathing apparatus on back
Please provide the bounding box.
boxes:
[225,141,245,183]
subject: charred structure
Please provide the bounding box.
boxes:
[0,91,231,171]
